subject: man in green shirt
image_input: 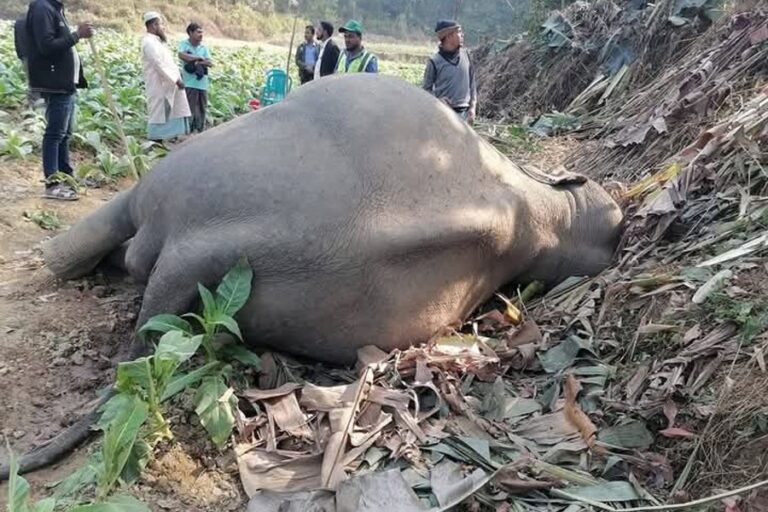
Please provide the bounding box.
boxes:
[178,22,212,133]
[336,20,378,74]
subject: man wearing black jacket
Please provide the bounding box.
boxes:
[313,21,340,79]
[25,0,94,201]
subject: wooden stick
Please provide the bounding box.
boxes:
[88,38,139,181]
[552,478,768,512]
[286,14,299,76]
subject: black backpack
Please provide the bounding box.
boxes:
[14,17,31,60]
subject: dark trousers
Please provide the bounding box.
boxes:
[299,68,314,85]
[42,92,76,183]
[185,88,208,133]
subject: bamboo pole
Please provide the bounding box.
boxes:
[286,14,299,76]
[88,38,139,181]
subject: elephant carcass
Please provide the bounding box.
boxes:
[0,74,623,479]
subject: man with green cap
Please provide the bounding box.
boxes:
[336,20,378,74]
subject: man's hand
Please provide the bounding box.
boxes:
[176,79,185,89]
[76,23,95,40]
[467,106,476,125]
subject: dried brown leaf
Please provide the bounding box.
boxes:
[663,399,678,429]
[300,383,356,412]
[262,392,314,440]
[356,345,388,371]
[659,427,696,439]
[415,359,432,384]
[243,382,303,402]
[514,411,579,446]
[236,446,323,497]
[321,367,374,489]
[506,321,543,348]
[564,374,597,448]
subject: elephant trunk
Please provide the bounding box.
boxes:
[43,190,137,280]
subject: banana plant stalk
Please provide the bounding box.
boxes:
[88,38,139,181]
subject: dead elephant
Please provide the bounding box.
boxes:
[1,74,623,478]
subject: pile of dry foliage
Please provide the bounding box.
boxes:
[454,1,768,510]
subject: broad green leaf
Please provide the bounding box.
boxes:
[155,332,203,363]
[97,393,134,431]
[198,283,218,319]
[6,440,31,512]
[182,312,207,330]
[215,258,253,316]
[497,398,541,421]
[598,420,654,450]
[51,454,101,500]
[137,314,192,340]
[120,438,151,485]
[219,344,261,369]
[161,361,224,402]
[31,499,56,512]
[99,396,149,495]
[538,336,595,373]
[210,313,243,341]
[561,481,641,502]
[68,494,151,512]
[152,355,182,402]
[194,376,237,449]
[115,358,152,395]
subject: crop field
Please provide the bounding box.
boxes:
[0,22,425,183]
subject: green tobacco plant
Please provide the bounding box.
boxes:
[23,209,62,231]
[0,130,35,159]
[137,258,257,447]
[5,442,57,512]
[93,258,256,498]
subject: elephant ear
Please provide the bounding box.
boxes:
[519,164,588,187]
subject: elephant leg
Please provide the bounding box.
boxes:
[127,250,216,359]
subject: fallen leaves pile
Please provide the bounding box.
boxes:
[232,317,671,512]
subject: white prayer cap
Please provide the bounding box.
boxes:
[143,11,161,23]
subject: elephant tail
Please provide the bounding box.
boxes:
[43,189,137,280]
[0,393,110,481]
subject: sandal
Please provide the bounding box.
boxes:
[44,184,79,201]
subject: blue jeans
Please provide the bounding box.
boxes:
[42,93,76,183]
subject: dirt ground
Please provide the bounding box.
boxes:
[0,156,244,509]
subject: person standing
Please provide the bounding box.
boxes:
[178,22,212,133]
[336,20,378,74]
[295,25,319,85]
[25,0,94,201]
[313,21,340,80]
[141,12,191,142]
[422,20,477,124]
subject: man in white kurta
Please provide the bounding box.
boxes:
[141,12,190,141]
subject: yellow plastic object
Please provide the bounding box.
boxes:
[624,162,682,199]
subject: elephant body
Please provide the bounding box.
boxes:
[44,74,623,364]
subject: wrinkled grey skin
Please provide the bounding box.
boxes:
[0,75,622,479]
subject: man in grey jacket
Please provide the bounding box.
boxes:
[422,20,477,124]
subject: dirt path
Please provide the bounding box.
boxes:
[0,158,138,497]
[0,157,248,510]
